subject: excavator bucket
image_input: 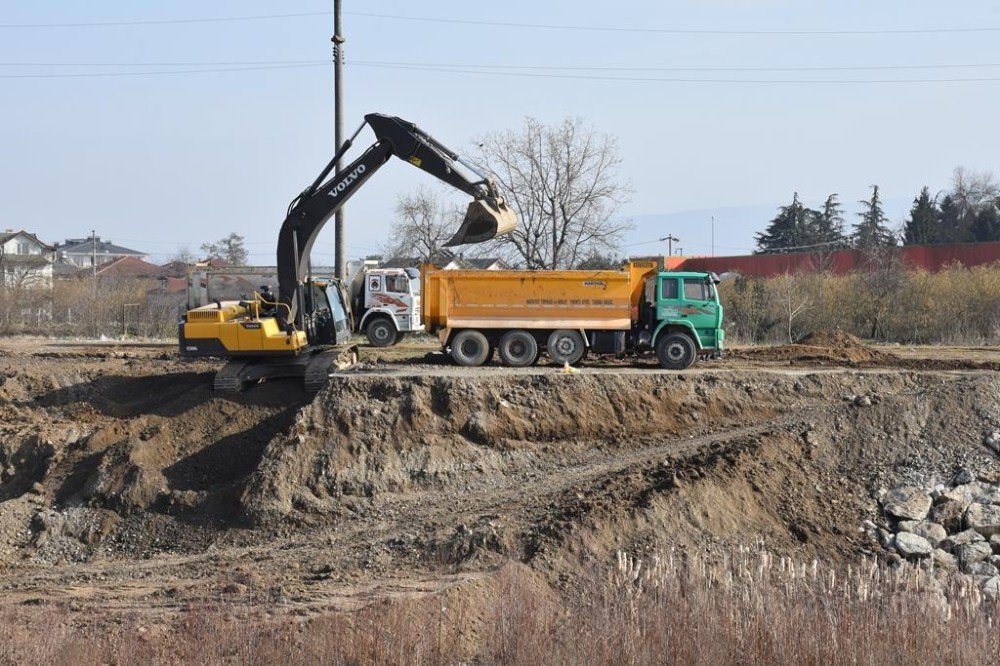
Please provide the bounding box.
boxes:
[444,198,518,246]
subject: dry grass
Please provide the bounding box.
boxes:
[720,262,1000,345]
[2,549,998,664]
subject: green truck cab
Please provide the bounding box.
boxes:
[645,271,724,369]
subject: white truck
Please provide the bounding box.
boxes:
[345,264,423,346]
[187,263,423,346]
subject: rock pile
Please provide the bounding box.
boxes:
[871,470,1000,596]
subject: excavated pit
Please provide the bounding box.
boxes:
[0,340,998,613]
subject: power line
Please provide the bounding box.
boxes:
[345,11,1000,36]
[0,59,323,67]
[2,9,998,36]
[7,58,1000,73]
[352,59,1000,73]
[351,62,1000,85]
[8,59,1000,84]
[0,12,329,29]
[0,63,327,79]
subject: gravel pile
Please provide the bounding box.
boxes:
[871,456,1000,597]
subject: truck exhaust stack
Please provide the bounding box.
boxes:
[445,197,518,246]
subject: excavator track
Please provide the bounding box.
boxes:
[303,345,358,395]
[213,360,249,394]
[212,346,359,395]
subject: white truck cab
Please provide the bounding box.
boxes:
[350,266,423,346]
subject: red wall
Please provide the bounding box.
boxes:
[675,242,1000,277]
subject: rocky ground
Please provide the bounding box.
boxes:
[0,334,998,620]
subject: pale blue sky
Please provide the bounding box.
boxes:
[2,1,998,262]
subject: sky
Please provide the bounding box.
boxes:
[2,0,999,263]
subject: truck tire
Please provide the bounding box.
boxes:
[656,332,696,370]
[365,316,398,347]
[498,330,539,367]
[547,329,586,366]
[450,330,491,367]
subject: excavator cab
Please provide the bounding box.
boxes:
[305,280,351,347]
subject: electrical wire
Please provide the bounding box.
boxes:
[0,59,323,67]
[1,9,998,36]
[343,11,1000,36]
[0,12,329,29]
[0,63,327,79]
[350,62,1000,85]
[6,59,1000,83]
[6,58,1000,73]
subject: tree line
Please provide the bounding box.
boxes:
[756,168,1000,254]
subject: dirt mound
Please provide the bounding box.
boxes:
[733,329,897,365]
[798,329,868,349]
[239,372,787,524]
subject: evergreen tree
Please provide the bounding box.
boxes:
[971,201,1000,242]
[809,193,847,247]
[853,185,897,249]
[903,187,941,245]
[936,195,965,243]
[755,193,816,253]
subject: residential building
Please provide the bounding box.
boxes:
[53,235,148,268]
[91,255,161,279]
[0,229,54,288]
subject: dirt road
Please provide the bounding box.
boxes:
[0,336,997,619]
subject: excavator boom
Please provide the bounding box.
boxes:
[180,112,517,394]
[278,113,517,327]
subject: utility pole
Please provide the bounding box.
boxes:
[91,229,98,337]
[332,0,346,281]
[659,234,679,256]
[711,215,715,256]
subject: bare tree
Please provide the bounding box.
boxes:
[774,272,812,343]
[169,246,197,264]
[856,245,907,339]
[382,187,461,261]
[951,166,999,218]
[201,233,248,266]
[473,117,632,270]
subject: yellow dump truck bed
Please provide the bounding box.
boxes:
[422,260,658,339]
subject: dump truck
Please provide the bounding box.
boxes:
[421,259,723,369]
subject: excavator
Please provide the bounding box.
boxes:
[178,113,517,392]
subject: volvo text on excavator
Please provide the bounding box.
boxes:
[178,113,517,392]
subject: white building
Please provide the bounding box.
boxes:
[53,235,147,268]
[0,230,54,289]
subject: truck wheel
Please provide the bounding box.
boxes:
[547,329,586,366]
[450,330,491,367]
[365,317,398,347]
[498,330,539,367]
[656,332,696,370]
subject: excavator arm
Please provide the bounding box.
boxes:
[277,113,516,328]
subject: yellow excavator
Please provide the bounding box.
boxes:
[179,113,517,392]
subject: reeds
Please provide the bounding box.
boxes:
[1,547,997,664]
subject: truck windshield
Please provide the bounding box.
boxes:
[683,280,712,301]
[405,268,421,295]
